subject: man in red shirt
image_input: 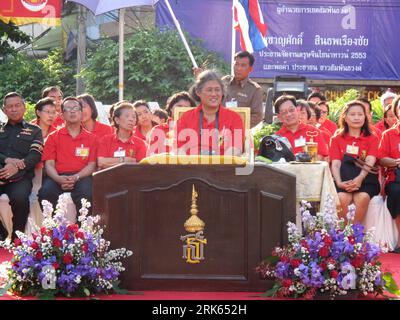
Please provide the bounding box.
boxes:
[274,95,329,159]
[38,97,97,213]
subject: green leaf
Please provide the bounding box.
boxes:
[37,289,56,300]
[84,288,91,297]
[263,255,280,266]
[261,284,281,297]
[383,272,400,296]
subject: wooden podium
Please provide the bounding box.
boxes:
[93,163,296,291]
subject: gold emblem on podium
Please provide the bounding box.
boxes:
[180,185,207,264]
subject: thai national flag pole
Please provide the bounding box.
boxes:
[231,0,268,74]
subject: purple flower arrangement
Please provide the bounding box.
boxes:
[0,194,132,298]
[256,195,399,299]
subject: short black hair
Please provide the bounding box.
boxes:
[61,97,82,111]
[165,91,195,117]
[153,109,168,121]
[234,51,255,66]
[35,97,56,118]
[307,91,326,102]
[3,92,24,107]
[274,95,297,114]
[42,86,63,99]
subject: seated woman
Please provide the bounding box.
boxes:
[77,93,113,139]
[33,97,57,140]
[378,108,400,252]
[330,100,380,223]
[176,70,244,156]
[97,103,147,169]
[375,103,398,133]
[152,109,169,125]
[148,91,195,155]
[132,100,158,142]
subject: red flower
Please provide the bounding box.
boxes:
[330,270,339,278]
[348,235,355,245]
[351,254,364,268]
[320,261,327,271]
[14,238,22,247]
[290,259,301,268]
[300,240,309,249]
[76,231,85,240]
[63,253,73,264]
[40,227,47,235]
[327,257,336,265]
[31,242,39,250]
[67,224,79,233]
[32,233,38,240]
[82,243,88,253]
[323,236,332,246]
[64,232,70,241]
[282,279,292,287]
[53,238,62,248]
[36,251,43,260]
[52,262,59,270]
[280,256,290,263]
[319,246,329,257]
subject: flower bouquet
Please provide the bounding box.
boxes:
[0,194,132,298]
[256,195,400,299]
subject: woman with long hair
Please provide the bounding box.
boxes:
[330,100,380,223]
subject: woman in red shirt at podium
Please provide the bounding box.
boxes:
[330,100,380,223]
[176,70,244,156]
[97,103,147,169]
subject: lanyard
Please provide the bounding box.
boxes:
[199,109,219,155]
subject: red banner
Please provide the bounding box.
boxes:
[0,0,61,26]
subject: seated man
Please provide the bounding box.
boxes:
[274,95,329,160]
[0,92,43,239]
[38,97,97,214]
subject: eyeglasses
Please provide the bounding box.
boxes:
[63,106,81,112]
[320,111,328,115]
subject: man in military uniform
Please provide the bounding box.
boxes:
[0,92,43,239]
[221,51,264,128]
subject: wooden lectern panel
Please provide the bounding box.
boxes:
[93,164,296,291]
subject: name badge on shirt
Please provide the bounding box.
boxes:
[225,99,238,108]
[346,144,359,155]
[294,136,306,148]
[114,148,126,158]
[75,145,89,157]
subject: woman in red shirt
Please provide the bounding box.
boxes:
[97,103,147,169]
[132,100,157,142]
[330,100,380,223]
[176,70,244,156]
[77,93,113,139]
[378,102,400,251]
[33,97,57,140]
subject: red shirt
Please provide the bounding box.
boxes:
[374,120,386,133]
[276,123,329,156]
[43,127,98,174]
[132,126,148,142]
[86,121,113,140]
[98,133,147,162]
[320,119,338,136]
[53,116,65,129]
[176,105,244,155]
[148,120,174,155]
[378,124,400,184]
[330,132,379,161]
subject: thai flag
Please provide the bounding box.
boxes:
[233,0,268,53]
